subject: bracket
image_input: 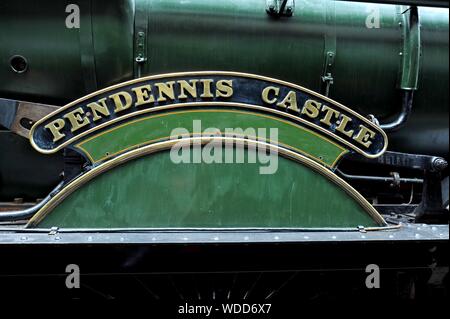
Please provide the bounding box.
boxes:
[134,0,149,78]
[321,52,335,97]
[266,0,295,17]
[321,0,336,97]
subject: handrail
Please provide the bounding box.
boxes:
[0,182,64,222]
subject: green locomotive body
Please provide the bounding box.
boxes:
[0,0,448,301]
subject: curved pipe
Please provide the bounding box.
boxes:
[0,182,64,222]
[381,5,420,132]
[380,90,414,132]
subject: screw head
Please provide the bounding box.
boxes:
[433,158,448,172]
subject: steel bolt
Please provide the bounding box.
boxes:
[432,157,448,172]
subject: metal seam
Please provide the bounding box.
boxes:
[79,0,98,93]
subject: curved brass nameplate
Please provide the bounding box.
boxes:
[30,71,388,159]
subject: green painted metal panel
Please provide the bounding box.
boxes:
[76,109,347,167]
[1,0,448,157]
[0,0,134,104]
[37,148,379,229]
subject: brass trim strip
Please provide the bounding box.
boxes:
[17,226,403,233]
[27,137,388,228]
[29,71,388,158]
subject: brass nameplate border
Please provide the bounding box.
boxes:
[30,71,388,159]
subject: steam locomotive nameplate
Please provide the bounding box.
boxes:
[22,72,392,229]
[30,72,388,166]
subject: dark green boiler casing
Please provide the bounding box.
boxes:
[0,0,448,158]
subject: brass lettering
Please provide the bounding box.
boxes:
[301,99,321,119]
[110,91,133,113]
[87,98,110,122]
[262,86,280,105]
[44,119,66,142]
[336,114,355,138]
[155,81,176,102]
[353,125,377,148]
[200,79,214,98]
[276,91,300,112]
[132,85,155,107]
[320,105,340,126]
[63,107,90,133]
[216,80,234,98]
[178,80,198,100]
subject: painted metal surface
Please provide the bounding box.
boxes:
[338,0,449,7]
[0,0,448,156]
[0,0,447,227]
[0,0,134,103]
[399,6,421,90]
[75,109,347,167]
[22,71,391,229]
[392,6,449,155]
[32,146,382,229]
[1,224,447,244]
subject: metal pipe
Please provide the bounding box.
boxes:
[0,182,64,222]
[380,90,414,132]
[336,169,424,184]
[380,6,421,132]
